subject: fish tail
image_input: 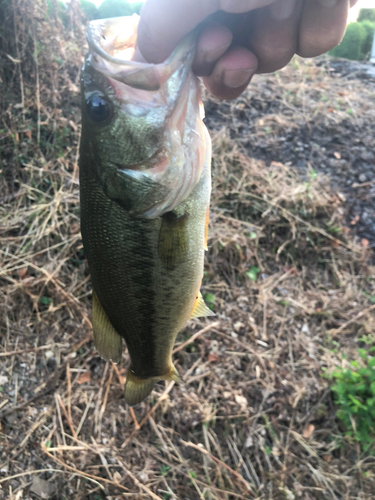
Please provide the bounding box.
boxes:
[124,364,182,407]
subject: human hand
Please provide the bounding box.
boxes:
[135,0,359,100]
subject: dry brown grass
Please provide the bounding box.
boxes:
[1,1,375,499]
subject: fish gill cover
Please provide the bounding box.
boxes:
[1,0,375,498]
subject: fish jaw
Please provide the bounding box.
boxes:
[82,15,208,218]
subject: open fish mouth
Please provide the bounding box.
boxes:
[83,15,210,218]
[86,15,196,91]
[82,15,210,218]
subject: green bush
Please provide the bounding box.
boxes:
[361,20,375,59]
[97,0,143,19]
[46,0,68,25]
[329,22,368,61]
[357,8,375,23]
[80,0,98,20]
[328,348,375,451]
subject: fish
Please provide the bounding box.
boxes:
[79,15,214,406]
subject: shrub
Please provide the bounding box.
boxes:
[80,0,98,20]
[328,348,375,451]
[329,22,367,60]
[357,8,375,23]
[97,0,143,19]
[361,20,375,59]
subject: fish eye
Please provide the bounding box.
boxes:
[86,93,112,124]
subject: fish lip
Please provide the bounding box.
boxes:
[86,16,144,69]
[86,15,198,91]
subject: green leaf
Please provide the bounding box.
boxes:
[203,293,215,305]
[39,296,52,305]
[160,465,171,476]
[363,291,375,303]
[358,349,368,359]
[246,266,261,282]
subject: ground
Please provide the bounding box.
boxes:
[1,2,375,500]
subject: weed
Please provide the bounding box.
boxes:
[327,348,375,451]
[246,266,261,281]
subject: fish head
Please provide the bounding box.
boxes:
[80,15,209,217]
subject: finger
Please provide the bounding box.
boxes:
[192,24,233,76]
[246,0,304,74]
[136,0,277,63]
[202,46,258,100]
[297,0,349,58]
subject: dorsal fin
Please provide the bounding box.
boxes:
[92,290,123,364]
[190,292,215,319]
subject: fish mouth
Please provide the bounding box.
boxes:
[86,16,139,67]
[115,147,169,174]
[84,16,208,219]
[86,15,196,91]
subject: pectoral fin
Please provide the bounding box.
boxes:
[190,292,215,319]
[92,290,123,364]
[158,211,189,270]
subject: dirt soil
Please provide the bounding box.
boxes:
[1,2,375,500]
[203,57,375,250]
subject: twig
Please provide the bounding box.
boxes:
[0,344,66,357]
[0,361,69,419]
[76,391,94,437]
[173,321,220,354]
[129,407,140,430]
[331,304,375,336]
[236,189,359,253]
[42,444,131,492]
[66,364,73,434]
[352,180,375,188]
[33,25,40,144]
[180,440,254,497]
[121,381,176,449]
[117,459,164,500]
[56,393,77,439]
[0,468,96,486]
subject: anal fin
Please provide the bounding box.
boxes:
[190,292,215,319]
[92,290,122,364]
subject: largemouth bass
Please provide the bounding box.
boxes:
[79,16,213,406]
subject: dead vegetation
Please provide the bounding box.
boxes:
[1,1,375,499]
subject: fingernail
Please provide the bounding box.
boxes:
[205,41,233,64]
[270,0,296,20]
[223,69,253,88]
[317,0,337,7]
